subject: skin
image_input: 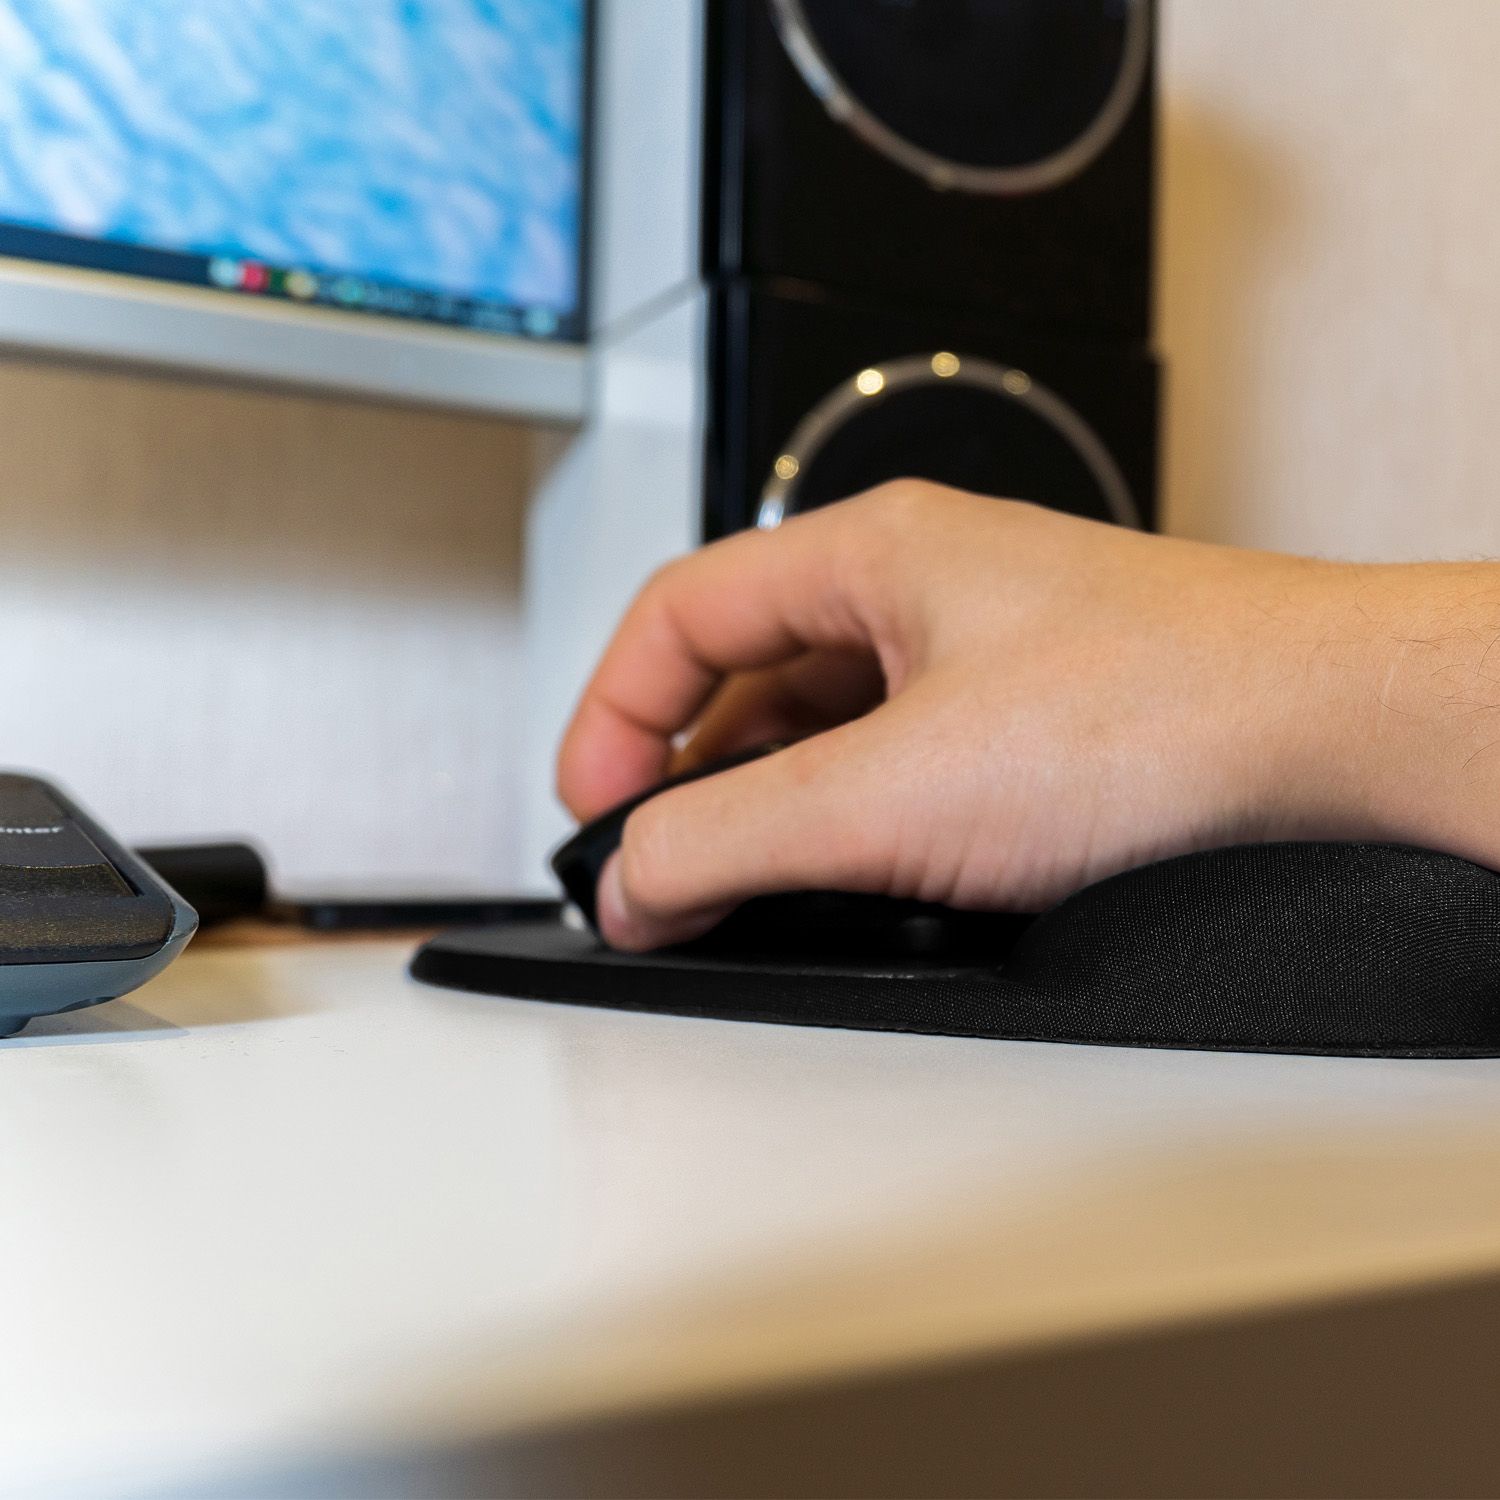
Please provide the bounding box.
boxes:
[557,480,1500,951]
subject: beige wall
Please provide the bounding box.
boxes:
[0,355,540,890]
[1161,0,1500,560]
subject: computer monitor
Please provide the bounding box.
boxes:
[0,1,592,419]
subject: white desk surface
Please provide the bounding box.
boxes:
[4,929,1500,1496]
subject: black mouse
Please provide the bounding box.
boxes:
[550,744,1030,961]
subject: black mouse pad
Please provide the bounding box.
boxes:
[410,843,1500,1058]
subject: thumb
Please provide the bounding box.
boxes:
[596,721,901,951]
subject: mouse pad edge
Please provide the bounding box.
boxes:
[408,918,1500,1060]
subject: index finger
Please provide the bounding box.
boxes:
[556,503,886,820]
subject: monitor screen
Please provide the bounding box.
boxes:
[0,0,590,344]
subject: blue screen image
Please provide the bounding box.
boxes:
[0,0,588,336]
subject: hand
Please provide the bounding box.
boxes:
[558,481,1500,950]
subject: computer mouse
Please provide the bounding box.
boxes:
[550,744,1028,961]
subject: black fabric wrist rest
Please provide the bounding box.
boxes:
[409,843,1500,1058]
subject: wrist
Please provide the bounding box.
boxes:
[1291,562,1500,864]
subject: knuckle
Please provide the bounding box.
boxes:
[619,556,696,648]
[859,476,942,522]
[851,479,1044,533]
[833,479,948,588]
[989,494,1047,524]
[855,479,967,551]
[635,556,686,612]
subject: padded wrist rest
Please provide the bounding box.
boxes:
[410,843,1500,1057]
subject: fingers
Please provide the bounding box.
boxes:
[595,723,898,950]
[556,503,892,820]
[671,649,886,772]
